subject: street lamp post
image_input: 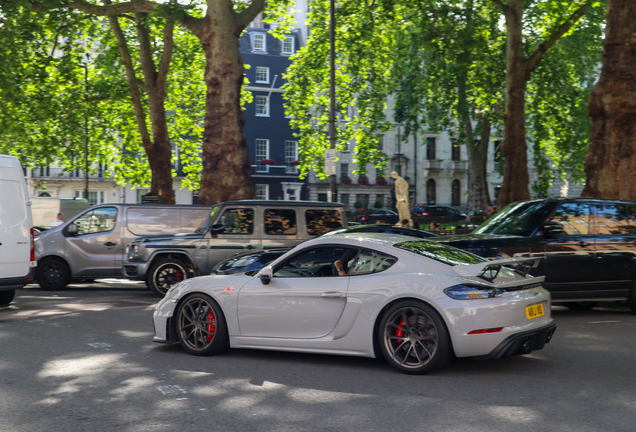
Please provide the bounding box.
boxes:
[328,0,338,203]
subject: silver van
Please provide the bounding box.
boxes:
[123,200,346,296]
[34,204,212,290]
[0,155,37,305]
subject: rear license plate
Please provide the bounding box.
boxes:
[525,303,545,320]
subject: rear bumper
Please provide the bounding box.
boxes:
[0,267,36,291]
[475,323,557,360]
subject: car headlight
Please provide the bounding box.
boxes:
[127,244,139,261]
[444,284,503,300]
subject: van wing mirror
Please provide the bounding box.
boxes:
[67,223,78,236]
[259,266,273,285]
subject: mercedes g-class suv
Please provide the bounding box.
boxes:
[123,200,346,296]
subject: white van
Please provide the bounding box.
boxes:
[0,155,36,305]
[31,197,90,228]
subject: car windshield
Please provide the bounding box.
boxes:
[394,241,486,267]
[473,201,555,236]
[195,205,220,233]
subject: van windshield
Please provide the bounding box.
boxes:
[196,205,220,233]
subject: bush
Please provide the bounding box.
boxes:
[373,200,383,209]
[354,200,363,209]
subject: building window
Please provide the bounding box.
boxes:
[255,66,269,83]
[76,190,105,205]
[451,179,461,206]
[426,137,436,160]
[355,194,370,208]
[282,36,295,55]
[378,136,384,151]
[252,33,266,53]
[255,95,269,116]
[375,194,384,208]
[285,140,299,174]
[255,139,269,173]
[317,193,328,202]
[255,184,269,200]
[38,192,51,197]
[376,167,384,179]
[493,140,502,162]
[426,179,436,204]
[39,166,50,176]
[451,142,460,161]
[340,163,349,178]
[340,193,350,207]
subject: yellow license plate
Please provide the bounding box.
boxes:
[525,303,545,320]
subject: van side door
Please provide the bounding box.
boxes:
[64,206,121,277]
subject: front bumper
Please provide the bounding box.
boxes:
[122,261,150,281]
[475,323,557,360]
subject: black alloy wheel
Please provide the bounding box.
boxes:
[36,258,71,291]
[379,300,452,374]
[147,258,190,297]
[176,293,229,356]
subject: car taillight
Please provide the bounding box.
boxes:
[30,227,35,262]
[423,212,429,216]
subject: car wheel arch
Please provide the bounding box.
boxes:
[169,290,229,343]
[372,296,456,359]
[149,252,198,276]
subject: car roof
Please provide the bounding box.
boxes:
[221,200,343,207]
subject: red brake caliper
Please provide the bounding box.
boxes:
[396,318,406,344]
[207,310,216,341]
[175,268,183,282]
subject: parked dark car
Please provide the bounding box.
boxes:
[430,198,636,312]
[210,249,290,275]
[354,209,400,225]
[323,224,438,239]
[413,205,468,225]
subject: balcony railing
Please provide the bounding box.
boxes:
[423,160,443,170]
[31,167,112,180]
[449,160,468,171]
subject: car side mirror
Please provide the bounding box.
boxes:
[259,266,273,285]
[210,223,225,235]
[67,223,78,236]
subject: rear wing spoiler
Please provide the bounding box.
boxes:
[453,256,542,279]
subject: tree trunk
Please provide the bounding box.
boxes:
[497,0,530,209]
[196,5,254,205]
[581,0,636,200]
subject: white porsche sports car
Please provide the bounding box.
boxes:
[152,233,556,374]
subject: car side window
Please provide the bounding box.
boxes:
[218,208,254,234]
[349,248,397,275]
[74,207,118,235]
[546,203,590,235]
[594,203,636,235]
[273,247,351,277]
[264,209,297,235]
[306,210,344,236]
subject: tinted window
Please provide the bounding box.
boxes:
[274,247,349,277]
[546,203,590,235]
[306,209,343,236]
[264,209,297,235]
[394,241,486,266]
[349,248,397,275]
[218,208,254,234]
[74,207,118,235]
[473,201,555,236]
[594,203,636,235]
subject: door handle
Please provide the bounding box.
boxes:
[321,292,343,298]
[246,245,256,250]
[104,242,116,247]
[578,241,590,248]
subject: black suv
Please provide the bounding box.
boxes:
[431,199,636,311]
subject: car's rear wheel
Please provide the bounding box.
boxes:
[0,290,15,306]
[379,300,452,374]
[563,301,598,311]
[176,293,229,356]
[147,258,190,297]
[36,258,70,290]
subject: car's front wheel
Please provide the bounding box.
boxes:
[379,300,452,374]
[36,258,70,290]
[176,293,229,356]
[147,258,190,297]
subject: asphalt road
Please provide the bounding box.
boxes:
[1,281,635,432]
